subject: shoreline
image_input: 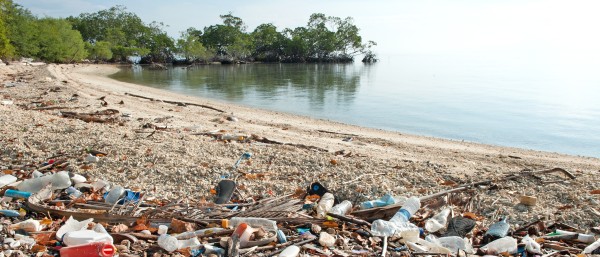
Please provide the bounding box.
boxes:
[1,63,600,227]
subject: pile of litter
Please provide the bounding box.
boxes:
[1,151,599,256]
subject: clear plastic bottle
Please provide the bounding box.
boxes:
[426,235,474,254]
[229,217,277,232]
[104,186,125,204]
[425,207,451,232]
[157,234,179,253]
[555,229,596,243]
[370,196,421,240]
[330,200,353,215]
[158,225,168,235]
[481,237,518,254]
[66,187,82,198]
[0,174,17,187]
[485,217,510,238]
[316,192,335,218]
[17,171,71,193]
[278,245,300,257]
[178,237,201,249]
[360,193,400,209]
[203,244,225,256]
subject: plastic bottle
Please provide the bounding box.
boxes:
[370,196,421,240]
[0,174,17,187]
[521,235,541,254]
[63,230,114,246]
[318,231,335,247]
[10,219,41,232]
[426,235,474,254]
[17,171,71,193]
[104,186,125,205]
[316,193,335,218]
[485,217,510,238]
[481,237,518,254]
[157,234,179,252]
[178,237,201,249]
[59,242,115,257]
[277,230,287,243]
[71,174,87,184]
[425,207,451,232]
[204,244,225,256]
[4,189,32,199]
[330,200,353,215]
[229,217,277,232]
[0,210,20,217]
[66,187,83,198]
[31,170,44,178]
[554,229,596,243]
[583,239,600,254]
[278,245,300,257]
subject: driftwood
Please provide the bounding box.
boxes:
[60,109,121,123]
[351,168,576,221]
[124,92,225,113]
[252,135,328,152]
[326,212,371,227]
[316,129,358,137]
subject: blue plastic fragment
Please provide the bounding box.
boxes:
[0,210,20,217]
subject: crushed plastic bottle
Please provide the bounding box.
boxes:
[442,216,476,237]
[426,235,474,254]
[330,200,353,215]
[425,207,451,232]
[56,216,94,240]
[62,230,114,246]
[370,196,421,241]
[0,174,17,188]
[360,193,405,209]
[484,217,510,243]
[481,236,518,255]
[66,187,83,198]
[157,234,179,252]
[104,186,125,205]
[316,192,335,218]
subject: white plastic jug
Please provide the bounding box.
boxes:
[62,230,114,246]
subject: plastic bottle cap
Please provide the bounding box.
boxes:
[102,244,115,256]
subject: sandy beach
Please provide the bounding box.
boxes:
[1,63,600,227]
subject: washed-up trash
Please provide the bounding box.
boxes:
[360,193,404,209]
[4,189,32,199]
[481,236,518,255]
[56,216,94,240]
[10,219,42,232]
[63,230,113,246]
[157,234,179,252]
[278,245,300,257]
[157,225,168,235]
[370,196,420,240]
[425,207,451,232]
[330,200,352,215]
[104,185,124,204]
[318,231,335,247]
[176,228,226,240]
[483,217,510,243]
[307,182,329,196]
[0,174,17,187]
[549,229,596,243]
[521,235,542,254]
[442,216,476,237]
[17,170,71,193]
[316,192,334,218]
[229,217,277,232]
[84,154,99,163]
[0,210,20,217]
[426,235,474,254]
[584,238,600,254]
[59,241,116,257]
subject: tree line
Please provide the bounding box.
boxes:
[0,2,377,64]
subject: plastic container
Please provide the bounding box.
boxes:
[60,242,115,257]
[481,237,518,254]
[157,234,179,252]
[485,217,510,238]
[277,230,287,243]
[10,219,41,232]
[330,200,353,215]
[583,239,600,254]
[442,216,476,237]
[178,237,201,249]
[316,192,335,218]
[4,189,32,199]
[158,225,168,235]
[56,216,94,240]
[370,196,421,239]
[31,170,44,178]
[17,171,71,193]
[279,245,300,257]
[425,207,451,232]
[104,186,125,205]
[426,235,474,254]
[71,174,87,184]
[229,217,277,232]
[66,187,83,198]
[521,235,541,254]
[318,231,335,247]
[0,174,17,187]
[63,230,114,246]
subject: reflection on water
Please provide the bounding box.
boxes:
[110,56,600,158]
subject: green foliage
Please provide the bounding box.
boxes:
[0,0,15,58]
[35,18,86,63]
[86,41,113,61]
[176,27,212,63]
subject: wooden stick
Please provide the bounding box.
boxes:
[326,212,371,226]
[125,92,225,113]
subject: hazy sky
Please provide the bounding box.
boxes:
[14,0,600,56]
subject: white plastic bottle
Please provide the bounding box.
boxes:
[425,208,451,232]
[330,200,352,215]
[278,245,300,257]
[157,234,179,252]
[583,239,600,254]
[371,196,421,240]
[104,186,125,204]
[316,193,335,218]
